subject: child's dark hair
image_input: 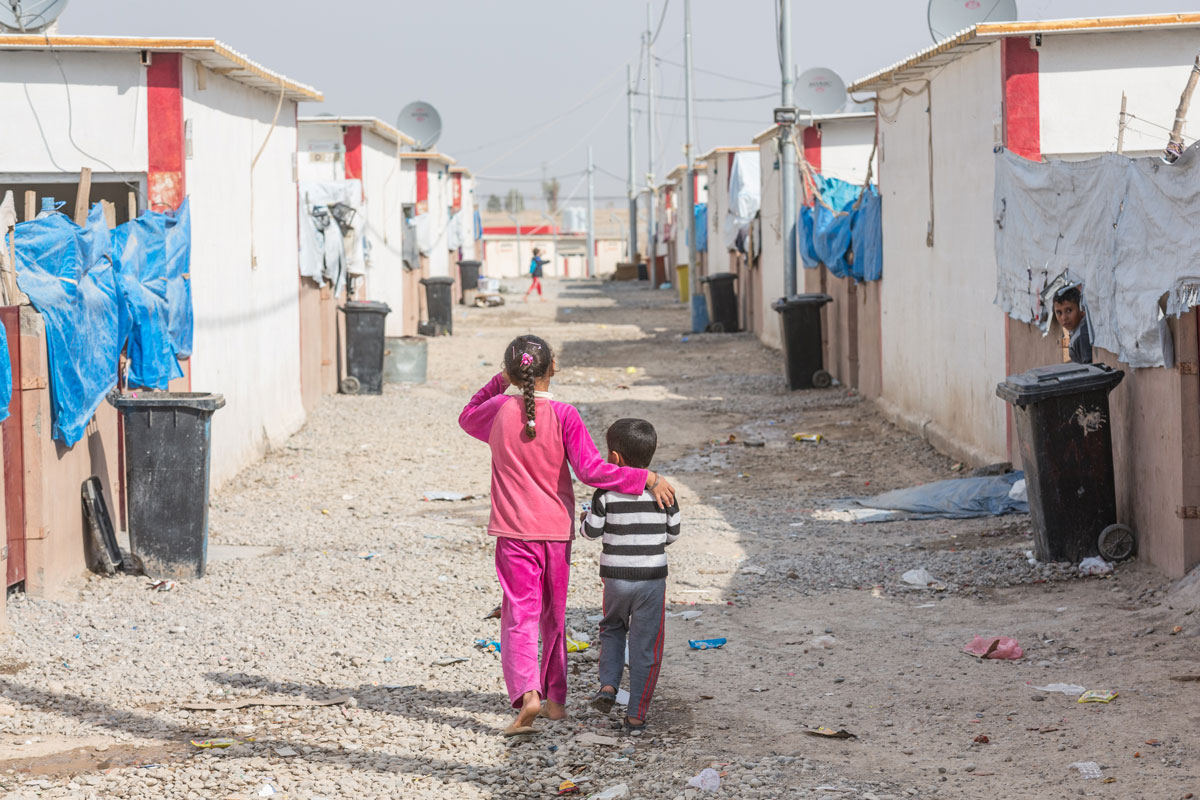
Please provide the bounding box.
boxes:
[504,334,553,439]
[1055,286,1082,306]
[606,418,658,469]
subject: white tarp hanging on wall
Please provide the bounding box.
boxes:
[724,151,761,252]
[993,146,1200,368]
[298,180,365,292]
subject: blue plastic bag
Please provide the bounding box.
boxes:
[110,214,184,390]
[13,206,120,445]
[694,203,708,252]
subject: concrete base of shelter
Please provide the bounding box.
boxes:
[874,396,1003,473]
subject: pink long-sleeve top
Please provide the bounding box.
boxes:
[459,373,649,541]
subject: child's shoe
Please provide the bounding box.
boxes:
[589,688,616,714]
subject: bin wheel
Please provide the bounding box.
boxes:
[708,321,725,333]
[1098,523,1136,561]
[812,369,833,389]
[340,376,362,395]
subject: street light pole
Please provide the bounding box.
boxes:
[684,0,699,329]
[586,146,596,278]
[626,63,638,262]
[646,3,658,280]
[779,0,798,300]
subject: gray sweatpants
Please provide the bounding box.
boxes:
[597,578,666,721]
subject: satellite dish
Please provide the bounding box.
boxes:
[0,0,69,32]
[795,67,847,115]
[928,0,1018,42]
[398,101,442,151]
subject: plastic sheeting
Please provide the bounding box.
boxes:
[694,203,708,252]
[723,151,761,252]
[799,174,882,282]
[110,209,187,390]
[854,471,1028,521]
[0,320,10,424]
[13,205,121,446]
[163,199,193,357]
[298,180,363,292]
[993,145,1200,368]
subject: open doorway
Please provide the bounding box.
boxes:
[0,172,146,225]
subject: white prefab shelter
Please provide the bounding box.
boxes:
[298,116,414,337]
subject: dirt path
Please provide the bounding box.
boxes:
[0,278,1195,799]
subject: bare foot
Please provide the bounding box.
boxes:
[540,701,568,720]
[504,690,540,734]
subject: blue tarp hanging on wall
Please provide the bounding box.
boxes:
[0,320,12,425]
[162,199,193,357]
[799,174,883,283]
[694,203,708,252]
[13,205,121,446]
[111,211,186,390]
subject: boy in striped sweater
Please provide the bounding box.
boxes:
[580,418,681,733]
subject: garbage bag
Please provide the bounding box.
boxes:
[13,205,120,445]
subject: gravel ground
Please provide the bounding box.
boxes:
[0,278,1194,799]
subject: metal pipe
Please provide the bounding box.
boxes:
[627,63,639,261]
[586,146,596,278]
[646,3,658,280]
[684,0,698,325]
[780,0,797,300]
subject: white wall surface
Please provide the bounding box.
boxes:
[1039,28,1200,159]
[0,51,147,173]
[360,129,407,336]
[756,136,793,350]
[458,176,478,261]
[810,117,877,184]
[296,125,343,182]
[877,43,1008,463]
[183,61,306,486]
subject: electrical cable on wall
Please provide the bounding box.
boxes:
[249,81,286,268]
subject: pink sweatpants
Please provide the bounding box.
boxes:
[494,537,572,709]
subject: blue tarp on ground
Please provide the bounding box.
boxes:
[800,174,883,282]
[694,203,708,252]
[13,205,121,446]
[858,471,1028,520]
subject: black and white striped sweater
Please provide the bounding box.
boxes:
[581,487,681,581]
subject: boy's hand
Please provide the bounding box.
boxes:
[579,511,587,525]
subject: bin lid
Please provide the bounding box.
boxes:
[772,293,832,311]
[420,276,456,285]
[457,260,482,267]
[339,300,391,314]
[700,272,737,283]
[996,362,1124,405]
[107,390,226,412]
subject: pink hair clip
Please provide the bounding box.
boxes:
[520,353,534,367]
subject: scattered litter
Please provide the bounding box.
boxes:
[1078,690,1118,704]
[688,638,727,650]
[810,635,837,649]
[625,367,637,374]
[485,605,502,620]
[423,491,478,502]
[1171,674,1200,682]
[687,767,721,792]
[257,784,279,797]
[1069,761,1103,779]
[566,638,590,653]
[830,470,847,478]
[743,439,765,448]
[586,613,603,623]
[567,628,591,644]
[558,780,581,795]
[432,656,469,667]
[1079,557,1113,576]
[182,694,351,711]
[1033,683,1087,696]
[273,745,298,757]
[963,636,1024,660]
[973,735,990,744]
[191,738,239,749]
[1008,478,1027,503]
[793,433,823,443]
[1026,550,1039,566]
[474,639,501,653]
[804,727,857,739]
[667,610,702,620]
[169,626,186,634]
[341,494,354,501]
[577,733,619,747]
[914,603,938,609]
[589,784,629,799]
[148,580,175,592]
[616,688,630,705]
[901,568,941,588]
[358,552,377,560]
[812,508,898,523]
[740,565,766,575]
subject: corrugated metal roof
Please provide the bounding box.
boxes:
[850,13,1200,92]
[399,152,456,166]
[0,35,322,101]
[449,166,473,178]
[751,112,876,144]
[698,144,758,162]
[298,116,414,146]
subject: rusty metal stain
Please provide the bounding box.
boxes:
[1178,506,1200,519]
[1072,406,1107,436]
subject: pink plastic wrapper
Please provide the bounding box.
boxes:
[963,635,1024,660]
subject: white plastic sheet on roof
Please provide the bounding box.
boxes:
[993,146,1200,368]
[723,151,761,252]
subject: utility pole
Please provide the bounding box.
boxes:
[779,0,798,300]
[586,146,596,278]
[646,2,658,278]
[627,64,639,261]
[684,0,699,329]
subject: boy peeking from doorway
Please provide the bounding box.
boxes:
[1053,286,1092,364]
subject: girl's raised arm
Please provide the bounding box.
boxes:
[556,404,650,495]
[459,372,510,443]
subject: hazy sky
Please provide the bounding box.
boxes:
[61,1,1189,208]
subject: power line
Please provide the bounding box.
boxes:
[654,55,777,90]
[633,89,777,103]
[649,0,671,44]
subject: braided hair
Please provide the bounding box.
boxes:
[503,335,553,440]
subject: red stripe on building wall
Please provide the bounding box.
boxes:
[416,160,429,214]
[727,152,735,189]
[1002,37,1041,160]
[147,52,185,211]
[802,126,821,173]
[343,126,363,180]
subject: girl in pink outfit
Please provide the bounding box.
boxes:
[459,334,675,736]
